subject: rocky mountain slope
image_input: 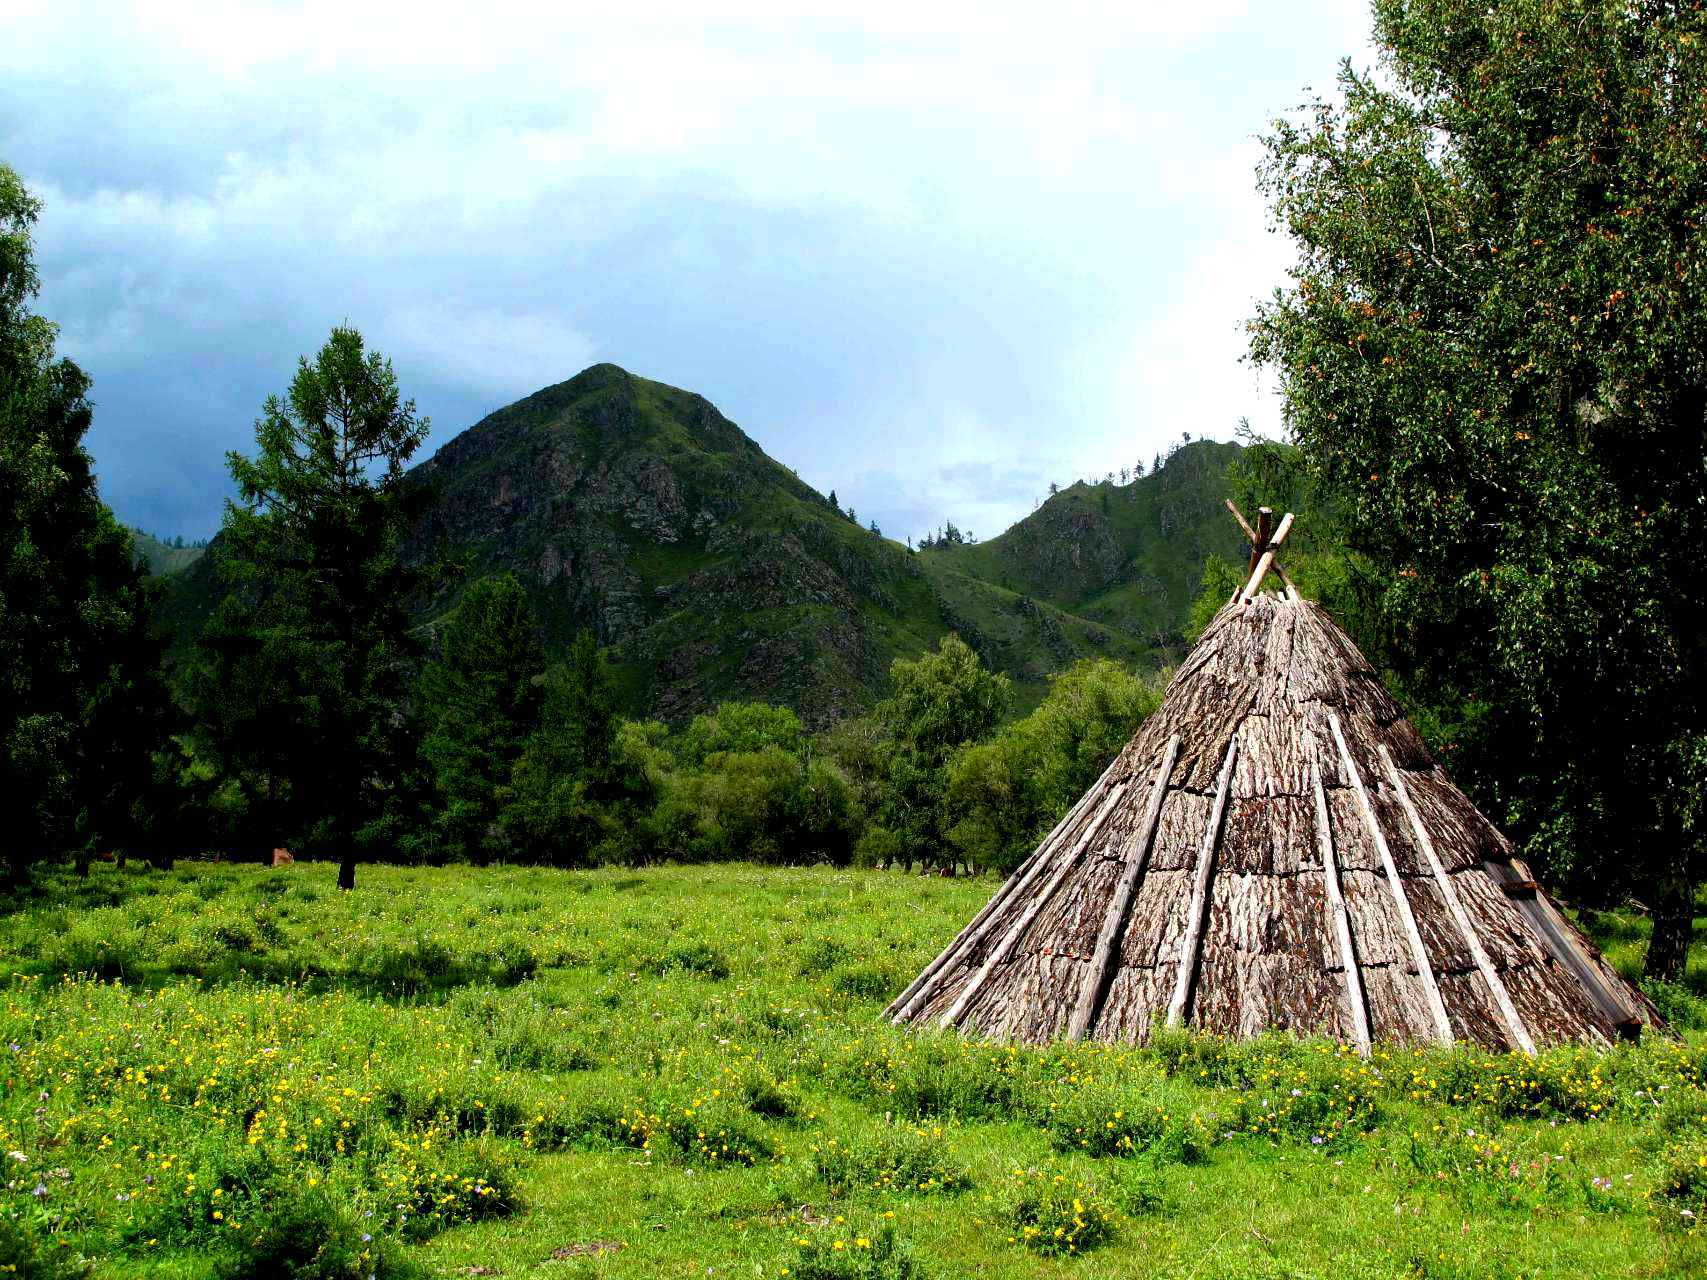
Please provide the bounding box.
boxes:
[162,365,1241,725]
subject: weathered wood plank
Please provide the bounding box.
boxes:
[1329,711,1453,1044]
[885,755,1122,1021]
[1315,764,1371,1054]
[938,779,1130,1029]
[1380,748,1535,1053]
[1166,735,1239,1027]
[1066,735,1181,1040]
[1238,511,1295,603]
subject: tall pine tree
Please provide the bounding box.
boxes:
[204,326,431,889]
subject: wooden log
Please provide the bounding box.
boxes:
[1225,498,1257,544]
[1273,558,1303,603]
[1500,880,1539,900]
[1378,748,1535,1054]
[1238,512,1296,604]
[886,755,1122,1021]
[1166,734,1239,1028]
[1313,763,1371,1055]
[938,779,1131,1030]
[1250,508,1274,574]
[1328,712,1453,1044]
[1065,734,1181,1040]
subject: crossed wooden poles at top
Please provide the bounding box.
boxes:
[1225,499,1298,603]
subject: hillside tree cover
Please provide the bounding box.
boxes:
[1250,0,1707,976]
[0,163,172,878]
[503,630,655,863]
[874,633,1011,868]
[191,326,432,890]
[945,657,1163,873]
[420,573,546,864]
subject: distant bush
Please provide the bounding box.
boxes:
[944,658,1160,873]
[1037,1075,1211,1163]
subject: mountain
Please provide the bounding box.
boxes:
[127,528,206,575]
[162,366,1242,725]
[918,440,1247,652]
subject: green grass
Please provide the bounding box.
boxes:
[0,861,1704,1279]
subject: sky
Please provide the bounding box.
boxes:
[3,0,1377,544]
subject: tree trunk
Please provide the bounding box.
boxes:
[1644,872,1698,982]
[338,856,356,891]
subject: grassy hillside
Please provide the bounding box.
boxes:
[919,440,1248,660]
[2,860,1703,1279]
[126,527,205,575]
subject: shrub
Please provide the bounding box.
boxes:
[994,1168,1117,1256]
[660,941,731,980]
[781,1223,928,1280]
[740,1065,802,1121]
[656,1094,781,1166]
[394,1138,524,1240]
[810,1124,969,1196]
[218,1185,424,1280]
[0,1216,92,1280]
[1037,1076,1211,1163]
[833,1034,1032,1122]
[829,961,900,1002]
[1655,1141,1707,1229]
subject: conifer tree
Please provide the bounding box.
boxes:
[420,574,545,863]
[204,326,431,889]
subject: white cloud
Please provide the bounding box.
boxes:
[4,0,1377,538]
[376,305,599,397]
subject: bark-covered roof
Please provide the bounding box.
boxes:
[889,593,1661,1050]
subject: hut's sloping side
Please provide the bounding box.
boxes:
[887,594,1661,1050]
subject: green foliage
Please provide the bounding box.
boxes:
[944,658,1161,872]
[678,701,804,766]
[0,163,170,874]
[652,728,861,865]
[0,1216,91,1279]
[810,1125,970,1195]
[2,862,1707,1277]
[420,574,545,863]
[992,1168,1116,1256]
[1037,1074,1210,1163]
[781,1224,929,1280]
[1250,0,1707,975]
[503,631,647,865]
[216,1185,425,1279]
[187,326,432,884]
[877,635,1009,867]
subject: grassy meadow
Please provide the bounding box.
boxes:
[0,861,1704,1280]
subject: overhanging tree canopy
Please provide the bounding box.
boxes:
[1249,0,1707,977]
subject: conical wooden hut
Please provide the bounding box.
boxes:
[888,510,1658,1051]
